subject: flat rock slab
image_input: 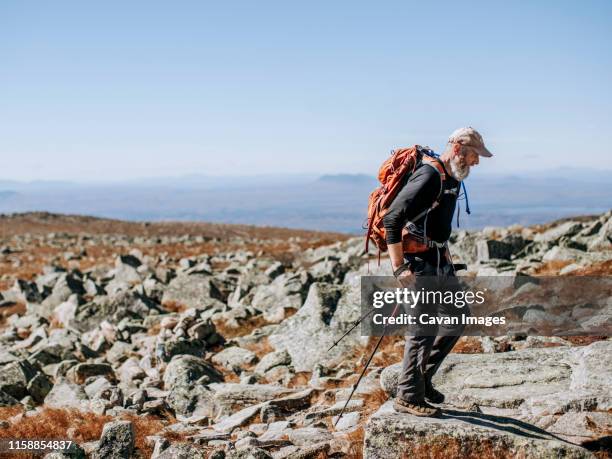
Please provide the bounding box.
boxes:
[380,340,612,415]
[209,383,298,415]
[161,274,225,310]
[364,402,593,459]
[213,403,264,434]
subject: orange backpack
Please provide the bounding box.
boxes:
[365,145,446,256]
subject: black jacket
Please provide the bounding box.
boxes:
[382,157,460,247]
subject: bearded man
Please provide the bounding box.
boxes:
[382,127,493,417]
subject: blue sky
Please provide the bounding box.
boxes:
[1,1,611,181]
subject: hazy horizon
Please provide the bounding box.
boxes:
[1,164,610,186]
[1,169,609,234]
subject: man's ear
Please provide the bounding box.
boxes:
[453,143,462,156]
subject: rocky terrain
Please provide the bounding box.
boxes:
[0,211,610,458]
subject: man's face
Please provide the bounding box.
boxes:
[449,145,479,181]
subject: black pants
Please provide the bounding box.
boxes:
[396,253,467,402]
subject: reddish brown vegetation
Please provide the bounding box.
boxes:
[243,337,274,359]
[0,302,26,328]
[532,260,573,276]
[0,212,349,240]
[570,260,612,276]
[160,300,189,314]
[213,315,270,341]
[0,408,112,446]
[565,336,608,346]
[345,426,365,459]
[288,372,312,388]
[0,211,348,292]
[0,407,185,458]
[452,336,485,354]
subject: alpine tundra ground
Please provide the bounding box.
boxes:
[0,211,610,458]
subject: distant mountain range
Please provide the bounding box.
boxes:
[0,169,610,234]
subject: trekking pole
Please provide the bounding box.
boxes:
[327,307,377,352]
[334,301,402,427]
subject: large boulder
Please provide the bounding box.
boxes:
[212,347,258,373]
[44,377,89,410]
[69,291,160,332]
[587,214,612,251]
[0,360,38,400]
[163,355,223,389]
[163,355,224,420]
[109,255,142,285]
[41,273,85,313]
[534,221,583,243]
[0,390,19,407]
[476,239,514,261]
[250,271,312,316]
[161,274,226,310]
[92,420,134,459]
[209,383,298,416]
[268,280,364,372]
[381,340,612,416]
[364,402,593,458]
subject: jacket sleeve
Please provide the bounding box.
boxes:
[382,165,441,245]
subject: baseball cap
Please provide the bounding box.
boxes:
[448,127,493,157]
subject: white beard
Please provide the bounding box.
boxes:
[449,156,470,181]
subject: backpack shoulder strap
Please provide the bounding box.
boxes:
[421,156,446,182]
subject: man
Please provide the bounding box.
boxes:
[382,127,493,417]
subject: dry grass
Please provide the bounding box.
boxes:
[217,368,242,383]
[0,408,113,444]
[147,322,162,336]
[361,388,388,412]
[348,336,403,370]
[0,212,350,241]
[0,212,349,300]
[532,260,573,276]
[452,336,484,354]
[345,426,365,459]
[122,413,183,457]
[288,372,312,388]
[570,260,612,276]
[0,406,25,420]
[48,316,64,330]
[564,336,609,346]
[160,300,190,314]
[213,315,270,341]
[0,301,26,329]
[370,336,404,367]
[243,337,274,359]
[0,407,184,458]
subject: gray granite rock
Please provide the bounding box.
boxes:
[92,420,134,459]
[269,282,362,372]
[381,340,612,415]
[162,274,226,310]
[163,355,223,389]
[44,377,89,410]
[364,401,593,458]
[0,359,38,400]
[209,383,297,416]
[212,347,258,372]
[254,350,291,376]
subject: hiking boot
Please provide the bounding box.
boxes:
[425,386,445,404]
[393,398,440,417]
